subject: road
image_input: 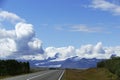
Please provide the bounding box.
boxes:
[1,70,65,80]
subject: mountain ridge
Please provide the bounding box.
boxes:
[18,56,102,69]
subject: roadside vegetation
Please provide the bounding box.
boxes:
[97,57,120,80]
[62,68,117,80]
[0,59,30,78]
[63,57,120,80]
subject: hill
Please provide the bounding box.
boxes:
[62,68,117,80]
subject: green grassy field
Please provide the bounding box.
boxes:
[62,68,118,80]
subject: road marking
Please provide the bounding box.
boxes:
[58,70,65,80]
[26,70,55,80]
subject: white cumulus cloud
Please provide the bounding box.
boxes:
[0,10,120,61]
[0,10,25,23]
[0,10,43,59]
[45,42,120,61]
[45,46,76,61]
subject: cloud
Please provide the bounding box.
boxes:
[0,38,17,58]
[0,10,120,61]
[45,46,76,61]
[54,24,105,33]
[0,10,25,23]
[71,24,103,33]
[0,29,16,38]
[76,42,108,59]
[90,0,120,15]
[0,10,44,59]
[45,42,120,61]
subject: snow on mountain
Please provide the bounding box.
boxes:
[22,56,102,69]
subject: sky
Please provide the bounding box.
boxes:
[0,0,120,60]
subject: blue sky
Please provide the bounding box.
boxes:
[0,0,120,60]
[1,0,120,48]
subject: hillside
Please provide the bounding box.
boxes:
[62,68,117,80]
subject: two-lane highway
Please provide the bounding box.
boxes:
[1,70,64,80]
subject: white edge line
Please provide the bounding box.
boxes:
[26,70,55,80]
[58,70,65,80]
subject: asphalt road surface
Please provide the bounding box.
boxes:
[1,70,64,80]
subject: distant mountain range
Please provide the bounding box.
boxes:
[19,56,102,69]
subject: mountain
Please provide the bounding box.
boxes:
[61,57,101,68]
[21,56,102,69]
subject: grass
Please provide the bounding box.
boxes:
[62,68,118,80]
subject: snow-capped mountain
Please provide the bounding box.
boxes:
[24,56,102,69]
